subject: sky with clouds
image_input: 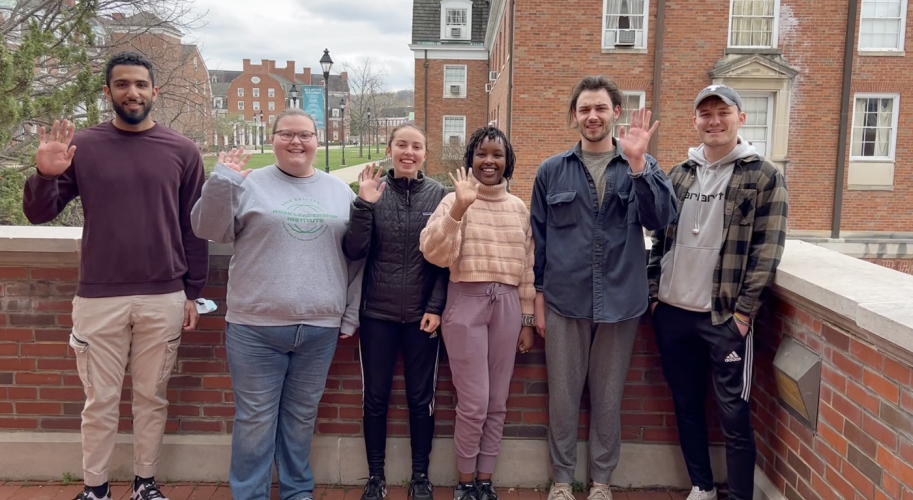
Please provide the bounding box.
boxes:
[185,0,415,90]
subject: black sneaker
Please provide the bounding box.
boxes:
[477,481,498,500]
[409,473,434,500]
[454,482,479,500]
[74,486,111,500]
[361,476,388,500]
[132,478,168,500]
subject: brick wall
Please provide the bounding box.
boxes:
[414,59,490,177]
[864,259,913,276]
[752,296,913,500]
[0,260,691,445]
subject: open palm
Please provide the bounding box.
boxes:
[36,120,77,177]
[357,163,386,203]
[219,148,253,178]
[617,107,659,159]
[448,169,478,209]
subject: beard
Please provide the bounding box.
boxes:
[581,120,613,143]
[112,100,152,125]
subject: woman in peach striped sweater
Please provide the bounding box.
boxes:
[419,126,535,500]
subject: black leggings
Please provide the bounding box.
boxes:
[359,315,441,477]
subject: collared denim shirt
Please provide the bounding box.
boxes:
[530,141,678,323]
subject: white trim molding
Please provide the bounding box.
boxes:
[409,44,489,60]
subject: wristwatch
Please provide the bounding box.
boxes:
[522,315,535,327]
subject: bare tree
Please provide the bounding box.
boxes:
[343,58,387,158]
[0,0,207,165]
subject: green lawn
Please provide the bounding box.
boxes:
[203,146,384,174]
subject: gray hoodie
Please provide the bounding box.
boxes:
[190,164,363,333]
[658,138,757,312]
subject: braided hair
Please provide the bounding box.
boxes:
[463,126,516,180]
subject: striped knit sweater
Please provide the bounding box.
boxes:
[419,174,536,316]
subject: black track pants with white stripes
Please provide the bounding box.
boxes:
[359,315,441,477]
[652,302,757,500]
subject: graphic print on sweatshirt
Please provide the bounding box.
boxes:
[274,197,337,242]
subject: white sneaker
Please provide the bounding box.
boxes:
[547,483,575,500]
[74,487,112,500]
[686,486,717,500]
[588,484,612,500]
[132,479,170,500]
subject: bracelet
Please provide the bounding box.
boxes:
[521,315,535,327]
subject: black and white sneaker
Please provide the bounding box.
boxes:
[409,473,434,500]
[132,478,168,500]
[477,481,498,500]
[454,482,479,500]
[74,486,111,500]
[361,476,388,500]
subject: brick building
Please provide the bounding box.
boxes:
[225,59,350,148]
[411,0,913,243]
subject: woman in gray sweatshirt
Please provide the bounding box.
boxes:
[190,109,363,500]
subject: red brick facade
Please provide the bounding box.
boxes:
[431,0,913,235]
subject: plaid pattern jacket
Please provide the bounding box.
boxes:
[647,154,788,325]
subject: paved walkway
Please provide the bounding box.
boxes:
[331,158,389,184]
[0,483,689,500]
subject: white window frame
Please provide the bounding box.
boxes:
[601,0,650,50]
[727,0,780,49]
[443,115,467,158]
[850,93,900,161]
[614,91,646,137]
[739,92,775,157]
[253,101,260,110]
[440,0,473,40]
[269,102,275,111]
[859,0,908,52]
[238,101,244,110]
[333,131,339,141]
[237,88,244,97]
[253,88,260,97]
[269,114,276,123]
[443,65,468,99]
[268,88,275,97]
[332,108,340,118]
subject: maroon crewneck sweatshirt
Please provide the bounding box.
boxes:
[23,121,209,300]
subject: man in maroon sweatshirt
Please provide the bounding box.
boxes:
[22,51,209,500]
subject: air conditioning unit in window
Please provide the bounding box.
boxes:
[449,26,463,38]
[489,71,498,82]
[485,83,492,93]
[448,134,461,145]
[449,84,462,95]
[615,29,636,46]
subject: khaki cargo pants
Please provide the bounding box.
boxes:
[69,291,185,486]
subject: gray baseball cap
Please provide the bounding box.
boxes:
[694,84,743,111]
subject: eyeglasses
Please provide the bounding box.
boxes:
[275,130,316,142]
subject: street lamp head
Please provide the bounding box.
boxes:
[320,49,333,78]
[289,84,299,99]
[339,98,346,110]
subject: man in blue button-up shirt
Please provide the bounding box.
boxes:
[530,76,677,500]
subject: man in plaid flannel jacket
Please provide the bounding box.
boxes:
[646,85,788,500]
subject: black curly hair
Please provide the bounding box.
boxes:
[105,51,155,88]
[463,126,516,180]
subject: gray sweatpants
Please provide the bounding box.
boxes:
[545,307,640,485]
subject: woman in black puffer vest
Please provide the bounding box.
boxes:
[342,124,448,500]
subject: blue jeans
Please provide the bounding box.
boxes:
[226,322,339,500]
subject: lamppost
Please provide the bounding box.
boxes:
[375,115,379,154]
[289,84,299,110]
[320,48,333,173]
[366,107,372,161]
[258,111,264,154]
[339,98,346,167]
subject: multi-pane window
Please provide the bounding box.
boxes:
[860,0,907,51]
[740,94,773,157]
[269,102,275,111]
[613,92,645,137]
[729,0,778,48]
[237,88,244,97]
[444,65,467,98]
[443,116,466,158]
[253,88,260,97]
[253,101,260,110]
[603,0,647,49]
[851,95,899,160]
[238,101,244,110]
[268,88,275,98]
